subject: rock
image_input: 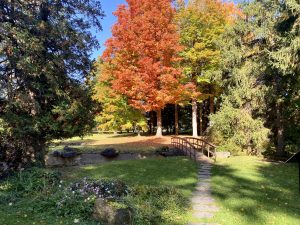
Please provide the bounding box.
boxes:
[45,154,82,167]
[215,151,231,158]
[63,145,77,152]
[61,151,77,158]
[52,151,61,157]
[158,148,185,157]
[93,198,132,225]
[101,148,119,158]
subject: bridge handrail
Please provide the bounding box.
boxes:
[170,136,197,160]
[183,137,216,161]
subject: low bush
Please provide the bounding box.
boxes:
[2,167,60,195]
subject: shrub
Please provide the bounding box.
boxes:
[5,167,60,194]
[209,105,270,155]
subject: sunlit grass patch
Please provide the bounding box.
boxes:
[209,156,300,225]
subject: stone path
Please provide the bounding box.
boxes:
[188,153,220,225]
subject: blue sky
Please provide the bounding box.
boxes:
[91,0,242,60]
[91,0,125,60]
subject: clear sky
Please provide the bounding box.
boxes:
[91,0,242,60]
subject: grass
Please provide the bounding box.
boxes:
[206,156,300,225]
[60,157,198,196]
[0,157,199,225]
[49,133,173,153]
[2,149,299,225]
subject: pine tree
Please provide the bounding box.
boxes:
[0,0,104,167]
[209,1,270,155]
[210,0,300,155]
[268,0,300,154]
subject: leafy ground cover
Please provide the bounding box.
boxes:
[0,157,198,225]
[206,156,300,225]
[49,133,173,153]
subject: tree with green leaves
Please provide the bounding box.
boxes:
[176,0,239,136]
[0,0,104,168]
[93,61,148,134]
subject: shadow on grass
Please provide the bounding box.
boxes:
[211,158,300,225]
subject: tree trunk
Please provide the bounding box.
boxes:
[199,102,203,136]
[33,138,46,167]
[276,101,285,156]
[192,99,198,137]
[209,95,214,114]
[137,128,141,137]
[156,109,163,136]
[175,104,179,135]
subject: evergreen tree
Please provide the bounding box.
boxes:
[0,0,104,167]
[210,0,300,156]
[268,0,300,154]
[209,1,270,155]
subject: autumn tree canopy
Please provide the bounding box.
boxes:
[102,0,190,136]
[176,0,241,137]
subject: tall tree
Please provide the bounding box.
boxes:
[93,61,148,134]
[210,0,300,156]
[0,0,104,167]
[102,0,188,136]
[177,0,240,137]
[268,0,300,154]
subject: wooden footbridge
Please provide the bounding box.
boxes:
[171,136,217,161]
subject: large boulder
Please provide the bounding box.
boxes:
[101,148,119,158]
[215,151,231,158]
[93,198,132,225]
[52,146,78,159]
[157,146,185,157]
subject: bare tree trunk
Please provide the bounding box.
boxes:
[192,99,198,137]
[276,101,285,156]
[33,138,46,167]
[175,104,179,135]
[199,102,203,136]
[156,109,163,136]
[148,112,153,135]
[209,95,214,114]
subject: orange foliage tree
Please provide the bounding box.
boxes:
[102,0,191,136]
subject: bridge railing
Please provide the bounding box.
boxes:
[171,136,217,161]
[171,136,197,160]
[183,137,216,161]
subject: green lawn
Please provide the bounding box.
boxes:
[0,157,198,225]
[2,155,299,225]
[60,157,198,196]
[209,156,300,225]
